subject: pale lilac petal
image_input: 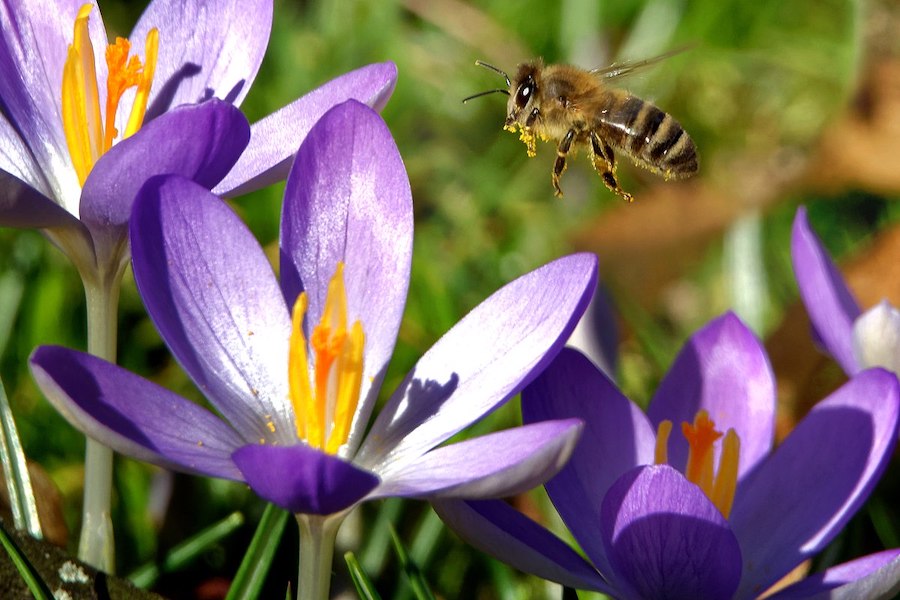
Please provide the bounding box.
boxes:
[0,170,83,229]
[130,175,294,445]
[214,62,398,197]
[647,312,776,479]
[433,499,613,593]
[0,0,106,211]
[356,253,598,470]
[770,549,900,599]
[232,444,378,515]
[30,346,244,480]
[82,100,249,264]
[601,465,742,600]
[279,100,411,451]
[730,369,900,597]
[852,301,900,373]
[791,206,862,374]
[128,0,272,119]
[0,116,51,199]
[565,283,619,376]
[371,419,582,499]
[522,347,655,577]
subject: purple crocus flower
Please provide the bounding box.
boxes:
[792,205,900,376]
[0,0,396,279]
[436,313,900,599]
[29,99,597,520]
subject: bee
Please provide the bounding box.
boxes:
[464,50,699,201]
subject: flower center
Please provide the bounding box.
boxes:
[654,410,740,518]
[61,4,159,186]
[288,263,365,455]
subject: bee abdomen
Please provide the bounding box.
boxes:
[606,96,698,178]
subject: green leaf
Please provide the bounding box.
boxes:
[128,511,244,588]
[345,551,382,600]
[225,503,289,600]
[389,524,436,600]
[0,521,53,599]
[0,375,41,538]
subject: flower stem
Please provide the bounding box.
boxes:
[296,514,343,600]
[77,269,123,573]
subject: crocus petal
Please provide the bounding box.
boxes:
[131,175,294,445]
[852,301,900,373]
[214,62,398,197]
[769,549,900,599]
[280,99,412,450]
[522,347,656,578]
[356,253,598,470]
[81,99,250,231]
[372,419,582,499]
[433,499,613,593]
[232,444,379,515]
[647,312,775,479]
[30,346,244,480]
[0,0,107,211]
[791,206,862,374]
[601,465,742,600]
[129,0,273,119]
[0,170,84,229]
[730,368,900,598]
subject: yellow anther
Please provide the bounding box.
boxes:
[711,429,740,519]
[287,263,365,455]
[61,3,158,185]
[654,420,672,465]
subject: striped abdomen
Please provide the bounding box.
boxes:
[595,92,698,179]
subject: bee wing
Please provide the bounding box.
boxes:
[590,45,693,80]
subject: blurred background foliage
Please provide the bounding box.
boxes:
[1,0,899,597]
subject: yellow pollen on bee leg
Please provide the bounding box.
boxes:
[287,263,366,455]
[61,3,159,185]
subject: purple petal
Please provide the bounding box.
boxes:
[0,0,107,209]
[565,282,619,375]
[372,419,582,499]
[279,99,412,451]
[522,347,656,577]
[770,549,900,599]
[130,175,294,445]
[232,444,378,515]
[730,368,900,597]
[30,346,244,480]
[601,465,742,600]
[0,170,83,229]
[81,99,250,233]
[433,499,613,593]
[852,301,900,373]
[128,0,272,119]
[647,312,776,479]
[791,206,862,374]
[356,253,598,470]
[214,62,398,197]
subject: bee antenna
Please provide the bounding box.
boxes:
[462,88,511,104]
[474,60,511,88]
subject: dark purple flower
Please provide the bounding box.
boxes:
[0,0,396,281]
[435,313,900,598]
[792,206,900,376]
[29,100,598,516]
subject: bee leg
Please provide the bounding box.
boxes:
[552,129,576,197]
[590,131,633,203]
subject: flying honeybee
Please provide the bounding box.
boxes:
[464,49,699,202]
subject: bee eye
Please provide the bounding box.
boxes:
[515,76,534,108]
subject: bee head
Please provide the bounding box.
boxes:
[506,61,542,127]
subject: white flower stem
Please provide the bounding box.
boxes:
[296,514,343,600]
[77,268,123,573]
